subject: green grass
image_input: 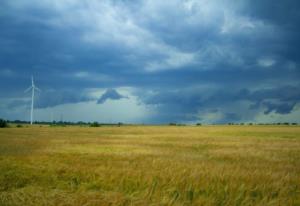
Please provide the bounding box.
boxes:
[0,125,299,205]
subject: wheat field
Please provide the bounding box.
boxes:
[0,125,299,205]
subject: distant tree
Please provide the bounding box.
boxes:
[177,124,186,126]
[283,122,290,125]
[196,123,202,126]
[16,124,23,128]
[77,121,86,125]
[292,123,298,125]
[90,122,100,127]
[0,119,8,128]
[169,123,177,126]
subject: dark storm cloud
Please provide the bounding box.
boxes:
[243,0,300,26]
[97,89,127,104]
[262,102,296,115]
[138,85,300,123]
[34,90,95,109]
[6,99,30,109]
[4,90,95,110]
[240,86,300,103]
[0,0,299,123]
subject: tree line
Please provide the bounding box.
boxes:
[0,118,298,128]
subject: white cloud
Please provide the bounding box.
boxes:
[145,50,195,72]
[74,71,89,78]
[258,58,276,67]
[73,71,112,81]
[221,12,256,34]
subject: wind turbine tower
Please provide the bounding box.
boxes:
[25,76,40,125]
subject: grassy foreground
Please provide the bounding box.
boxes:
[0,126,299,206]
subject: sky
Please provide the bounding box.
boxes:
[0,0,299,124]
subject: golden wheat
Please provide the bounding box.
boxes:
[0,125,299,205]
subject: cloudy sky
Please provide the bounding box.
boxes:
[0,0,299,124]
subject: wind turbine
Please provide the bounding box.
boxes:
[25,76,40,125]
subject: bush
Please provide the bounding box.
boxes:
[0,119,8,128]
[196,123,202,126]
[90,122,100,127]
[16,124,23,128]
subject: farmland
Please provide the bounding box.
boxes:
[0,125,299,205]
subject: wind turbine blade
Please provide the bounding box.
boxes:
[34,86,41,92]
[24,86,32,93]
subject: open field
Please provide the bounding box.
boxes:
[0,125,299,206]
